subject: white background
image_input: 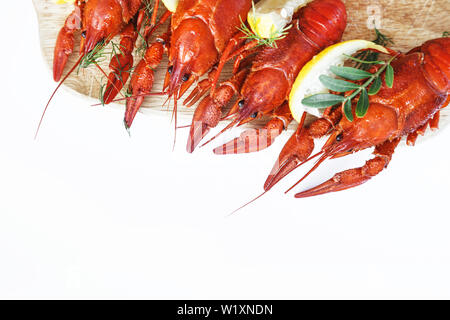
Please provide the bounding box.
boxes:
[1,2,450,299]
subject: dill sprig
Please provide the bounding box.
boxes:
[86,39,136,105]
[134,0,155,58]
[97,57,138,105]
[238,17,291,48]
[78,40,108,72]
[136,29,149,58]
[109,41,128,87]
[109,41,125,60]
[239,1,292,49]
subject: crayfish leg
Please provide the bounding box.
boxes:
[294,138,401,198]
[184,67,218,107]
[209,33,260,96]
[213,102,293,155]
[103,23,139,104]
[430,111,441,131]
[186,68,249,153]
[124,32,168,129]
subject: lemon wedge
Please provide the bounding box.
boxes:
[162,0,179,13]
[55,0,74,4]
[248,0,311,39]
[289,40,389,121]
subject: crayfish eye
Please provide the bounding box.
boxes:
[182,74,190,82]
[250,112,258,119]
[336,133,344,142]
[81,31,86,38]
[168,66,173,74]
[238,100,245,108]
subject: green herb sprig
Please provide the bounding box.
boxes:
[108,41,130,88]
[302,54,397,121]
[135,0,156,58]
[238,17,291,48]
[238,1,292,48]
[136,30,149,58]
[353,28,393,70]
[86,39,136,105]
[78,40,108,72]
[98,83,107,106]
[443,31,449,37]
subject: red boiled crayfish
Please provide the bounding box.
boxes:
[265,37,450,198]
[124,0,254,130]
[37,0,152,137]
[186,0,348,153]
[52,0,149,101]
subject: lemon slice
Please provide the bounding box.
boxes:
[162,0,179,13]
[55,0,74,4]
[248,0,311,39]
[289,40,389,121]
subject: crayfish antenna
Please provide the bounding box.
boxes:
[35,54,84,140]
[228,191,268,217]
[172,88,179,151]
[93,92,166,106]
[285,152,330,194]
[285,138,357,194]
[264,149,324,192]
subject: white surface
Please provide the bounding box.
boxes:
[1,3,450,299]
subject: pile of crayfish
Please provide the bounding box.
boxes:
[41,0,449,203]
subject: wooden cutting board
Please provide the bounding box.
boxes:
[33,0,449,132]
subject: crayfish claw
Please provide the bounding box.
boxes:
[187,96,222,153]
[294,168,370,198]
[264,115,314,191]
[183,79,211,108]
[294,138,401,198]
[53,8,81,82]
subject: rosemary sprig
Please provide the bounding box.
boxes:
[373,28,394,46]
[302,54,397,121]
[353,28,393,70]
